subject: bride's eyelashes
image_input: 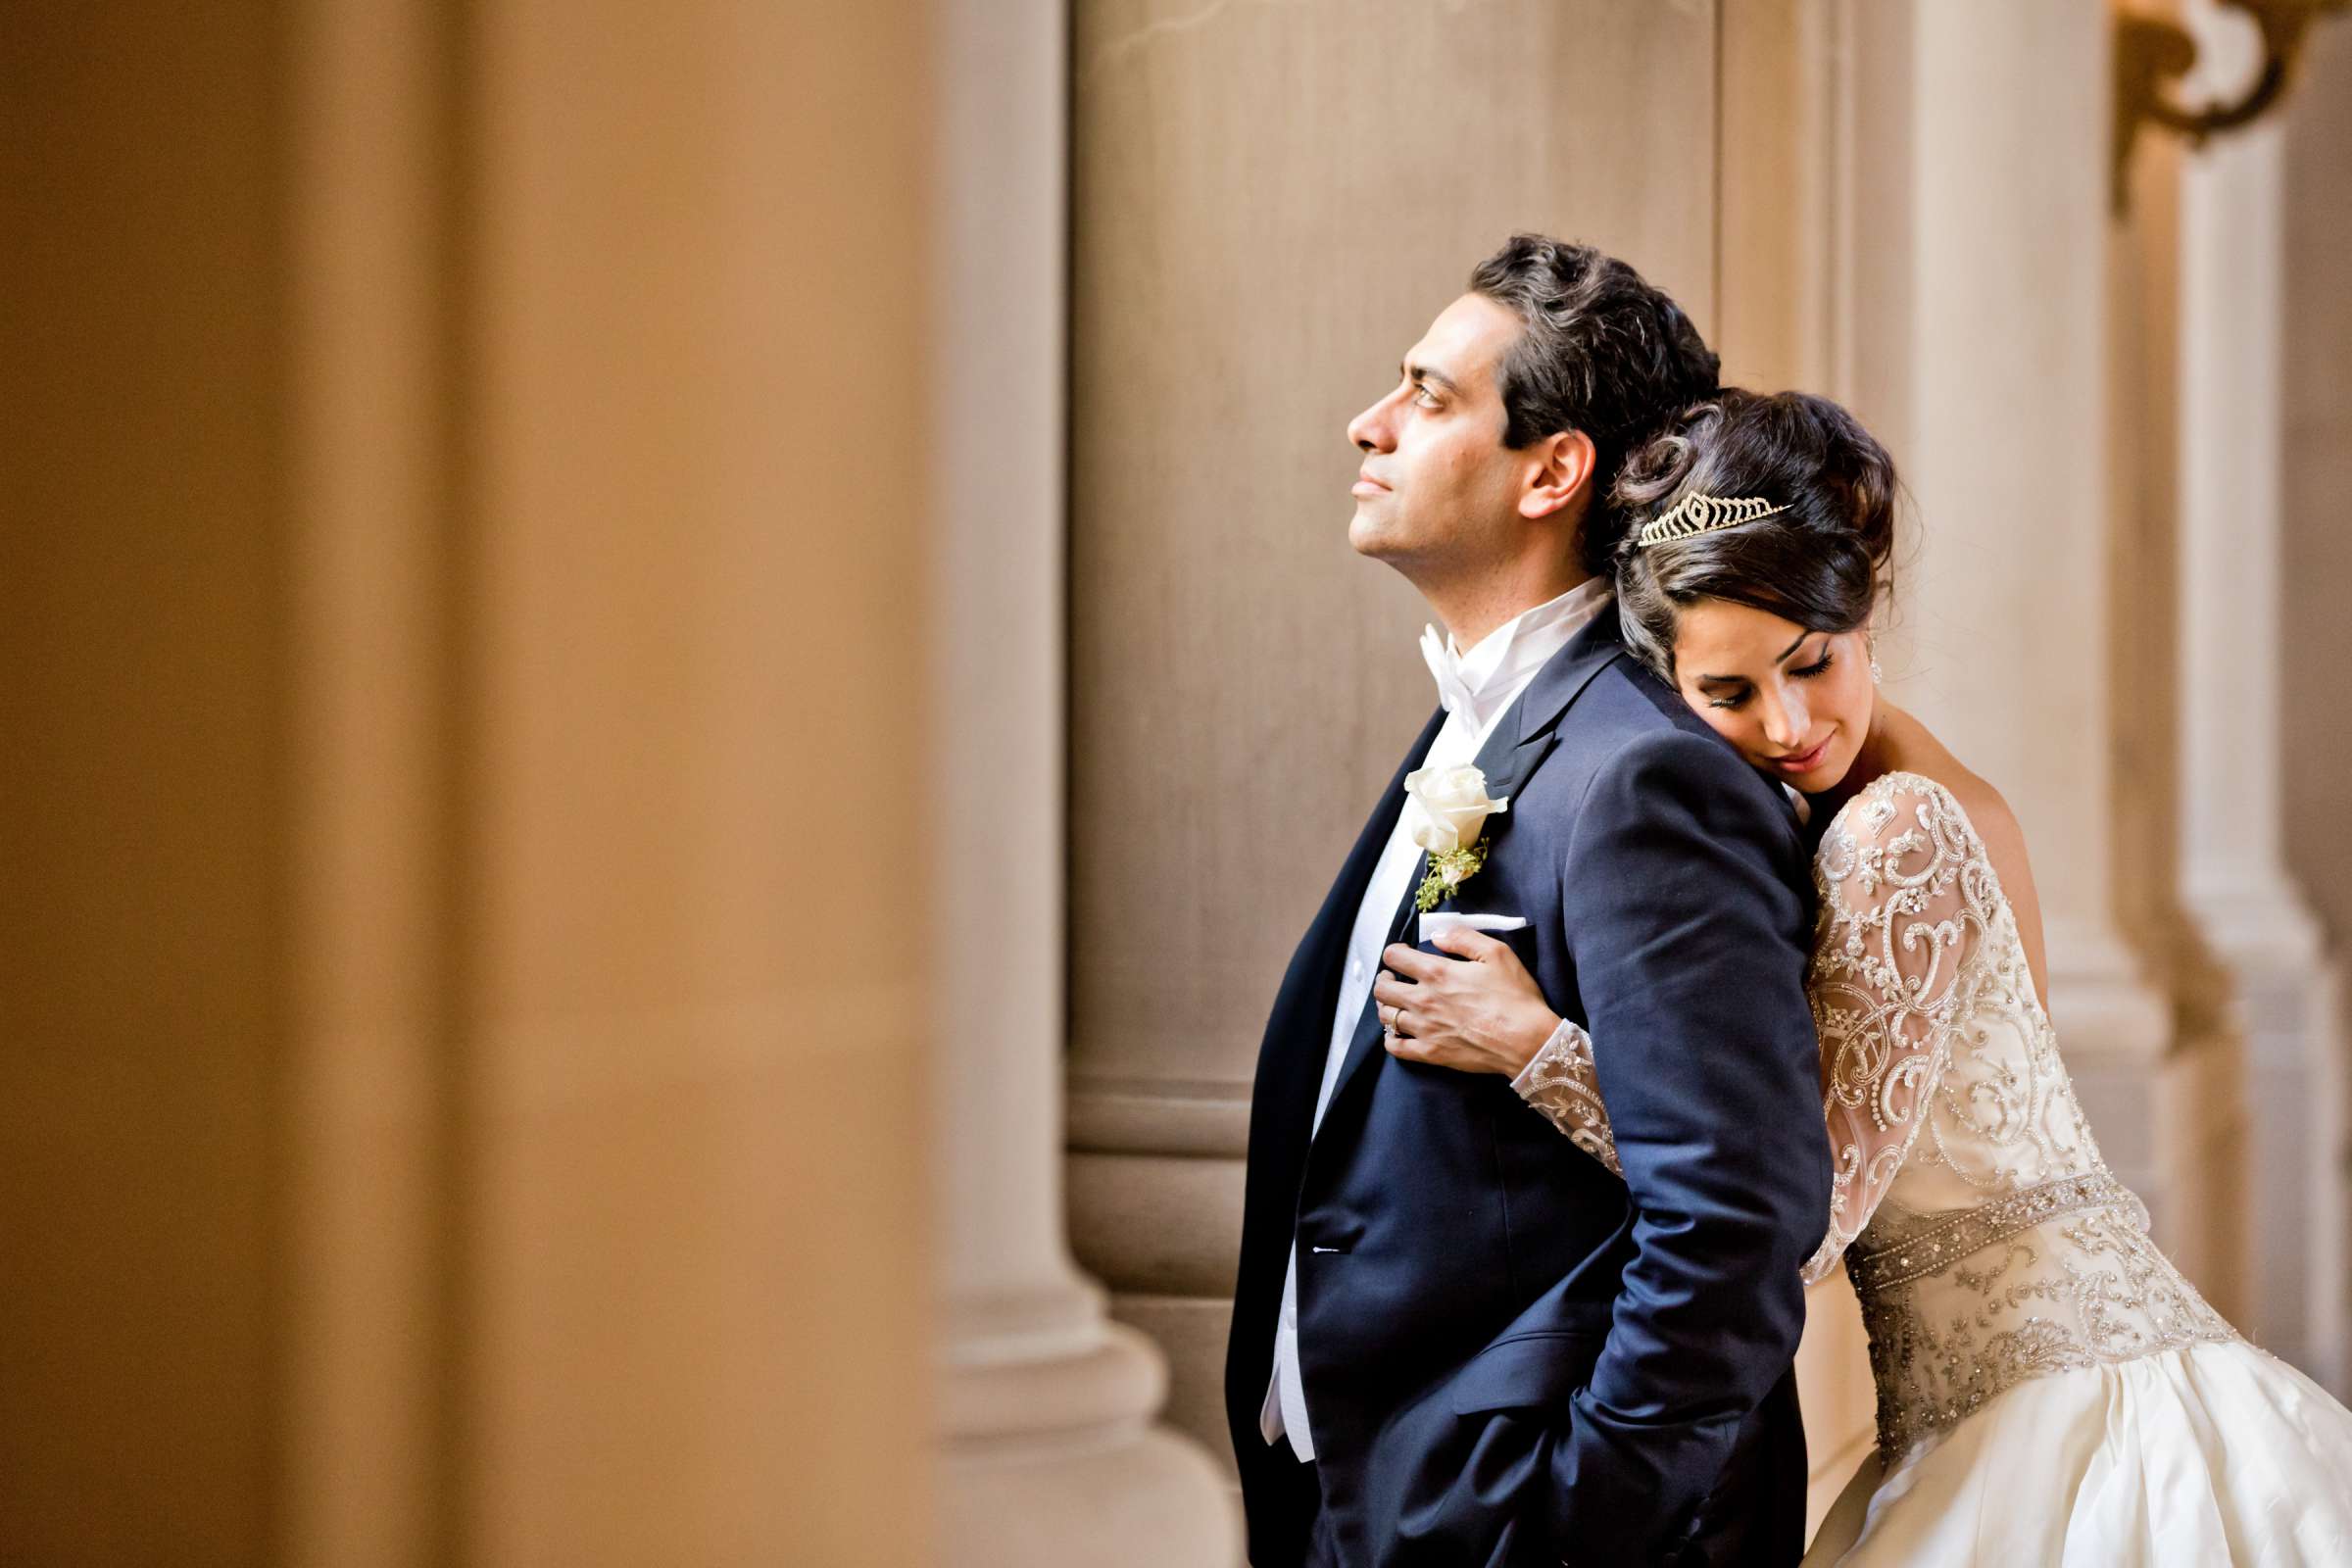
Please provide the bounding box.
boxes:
[1700,648,1833,711]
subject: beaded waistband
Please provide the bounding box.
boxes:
[1844,1171,2145,1297]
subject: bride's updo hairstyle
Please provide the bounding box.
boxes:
[1609,388,1899,679]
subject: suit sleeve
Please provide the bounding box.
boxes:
[1534,726,1830,1558]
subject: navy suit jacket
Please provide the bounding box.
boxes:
[1224,604,1831,1567]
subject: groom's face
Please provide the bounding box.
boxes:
[1346,293,1537,571]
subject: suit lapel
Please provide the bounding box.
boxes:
[1498,600,1627,770]
[1257,707,1446,1151]
[1312,876,1425,1147]
[1310,605,1628,1145]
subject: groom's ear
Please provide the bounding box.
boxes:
[1517,427,1596,523]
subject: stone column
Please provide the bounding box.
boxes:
[2280,22,2352,1400]
[1843,1,2225,1260]
[2,5,294,1556]
[450,2,946,1560]
[281,0,450,1556]
[928,2,1239,1563]
[2174,0,2346,1387]
[8,2,958,1563]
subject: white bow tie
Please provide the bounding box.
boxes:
[1420,624,1480,720]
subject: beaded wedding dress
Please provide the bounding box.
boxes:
[1515,770,2352,1564]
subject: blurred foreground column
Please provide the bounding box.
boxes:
[2175,0,2346,1389]
[7,1,947,1563]
[1852,0,2241,1272]
[928,2,1239,1564]
[403,1,941,1561]
[4,4,295,1557]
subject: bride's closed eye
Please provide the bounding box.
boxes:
[1701,649,1833,710]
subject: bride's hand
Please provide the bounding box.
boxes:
[1372,927,1562,1076]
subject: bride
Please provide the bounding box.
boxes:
[1372,388,2352,1564]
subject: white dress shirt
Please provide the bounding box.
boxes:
[1261,577,1613,1461]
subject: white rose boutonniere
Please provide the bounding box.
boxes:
[1401,762,1509,912]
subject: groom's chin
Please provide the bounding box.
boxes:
[1348,507,1397,560]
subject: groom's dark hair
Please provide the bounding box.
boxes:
[1468,235,1721,575]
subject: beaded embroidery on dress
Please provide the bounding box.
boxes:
[1804,772,2235,1456]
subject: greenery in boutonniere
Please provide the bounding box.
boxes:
[1414,843,1489,911]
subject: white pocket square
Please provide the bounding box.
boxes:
[1418,911,1530,945]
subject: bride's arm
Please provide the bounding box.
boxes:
[1510,1014,1621,1176]
[1802,775,1997,1281]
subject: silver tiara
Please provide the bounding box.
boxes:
[1635,493,1789,548]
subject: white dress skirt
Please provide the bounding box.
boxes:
[1806,1339,2352,1564]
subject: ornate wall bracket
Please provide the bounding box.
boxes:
[2115,0,2348,212]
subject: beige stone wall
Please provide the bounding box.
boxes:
[1066,0,1720,1120]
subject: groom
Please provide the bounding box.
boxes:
[1225,236,1831,1567]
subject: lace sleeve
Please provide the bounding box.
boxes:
[1510,1017,1621,1177]
[1801,776,1999,1283]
